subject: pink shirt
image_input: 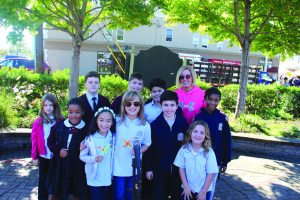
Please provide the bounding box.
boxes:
[176,85,206,124]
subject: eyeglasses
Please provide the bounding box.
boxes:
[179,74,192,80]
[124,101,141,107]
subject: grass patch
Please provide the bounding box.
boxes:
[228,113,300,139]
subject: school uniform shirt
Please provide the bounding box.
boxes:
[144,112,188,174]
[175,85,206,124]
[40,117,55,159]
[174,145,219,193]
[113,116,151,177]
[79,93,110,127]
[80,131,115,187]
[144,100,162,123]
[194,108,232,166]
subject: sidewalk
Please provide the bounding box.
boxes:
[0,150,299,200]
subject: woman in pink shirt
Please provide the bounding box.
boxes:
[175,65,206,124]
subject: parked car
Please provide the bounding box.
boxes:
[0,57,50,73]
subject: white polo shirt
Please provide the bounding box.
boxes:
[113,116,151,177]
[144,101,162,123]
[174,144,219,193]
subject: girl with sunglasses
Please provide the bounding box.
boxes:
[175,65,206,124]
[113,91,151,200]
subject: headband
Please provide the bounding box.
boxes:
[94,107,116,119]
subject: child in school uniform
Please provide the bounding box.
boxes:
[47,98,88,200]
[79,71,110,127]
[111,73,144,115]
[144,78,166,123]
[80,107,116,200]
[113,91,151,200]
[31,93,64,200]
[144,90,188,200]
[194,87,232,200]
[174,120,218,200]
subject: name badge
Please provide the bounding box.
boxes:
[177,132,184,141]
[218,123,223,131]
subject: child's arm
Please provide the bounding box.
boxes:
[79,140,97,163]
[31,119,39,162]
[144,125,156,180]
[179,167,193,200]
[141,123,152,154]
[174,148,193,199]
[221,116,232,172]
[197,173,214,200]
[47,124,61,155]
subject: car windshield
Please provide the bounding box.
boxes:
[0,60,13,67]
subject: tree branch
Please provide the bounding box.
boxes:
[199,0,238,37]
[84,23,108,41]
[83,6,104,36]
[234,0,243,43]
[40,0,75,27]
[250,10,273,41]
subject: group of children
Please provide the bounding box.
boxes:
[31,67,232,200]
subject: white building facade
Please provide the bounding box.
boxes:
[44,11,279,76]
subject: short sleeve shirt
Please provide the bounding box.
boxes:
[174,145,219,193]
[113,116,151,177]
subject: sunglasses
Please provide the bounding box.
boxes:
[179,74,192,80]
[124,101,141,107]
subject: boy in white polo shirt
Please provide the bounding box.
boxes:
[174,120,218,200]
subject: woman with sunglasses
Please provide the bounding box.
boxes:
[175,65,206,124]
[112,91,151,200]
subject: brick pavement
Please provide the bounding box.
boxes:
[0,150,299,200]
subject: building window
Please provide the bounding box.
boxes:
[192,34,200,48]
[201,35,209,48]
[166,28,173,42]
[116,29,124,41]
[217,42,223,50]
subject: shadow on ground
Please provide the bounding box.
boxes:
[0,158,38,199]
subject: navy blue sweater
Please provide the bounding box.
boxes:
[194,108,232,167]
[144,113,188,174]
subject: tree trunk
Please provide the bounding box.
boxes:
[69,38,81,99]
[235,44,250,118]
[235,0,251,119]
[34,24,44,74]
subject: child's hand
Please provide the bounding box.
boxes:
[95,156,103,162]
[181,185,193,200]
[146,171,153,180]
[221,166,227,173]
[80,141,87,151]
[32,159,39,165]
[60,148,68,158]
[197,191,206,200]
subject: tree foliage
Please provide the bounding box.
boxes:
[163,0,300,117]
[0,0,161,98]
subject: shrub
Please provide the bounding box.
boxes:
[0,92,17,129]
[280,86,300,118]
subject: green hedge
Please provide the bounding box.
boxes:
[0,67,299,128]
[220,84,300,119]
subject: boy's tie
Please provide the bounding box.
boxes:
[92,97,97,111]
